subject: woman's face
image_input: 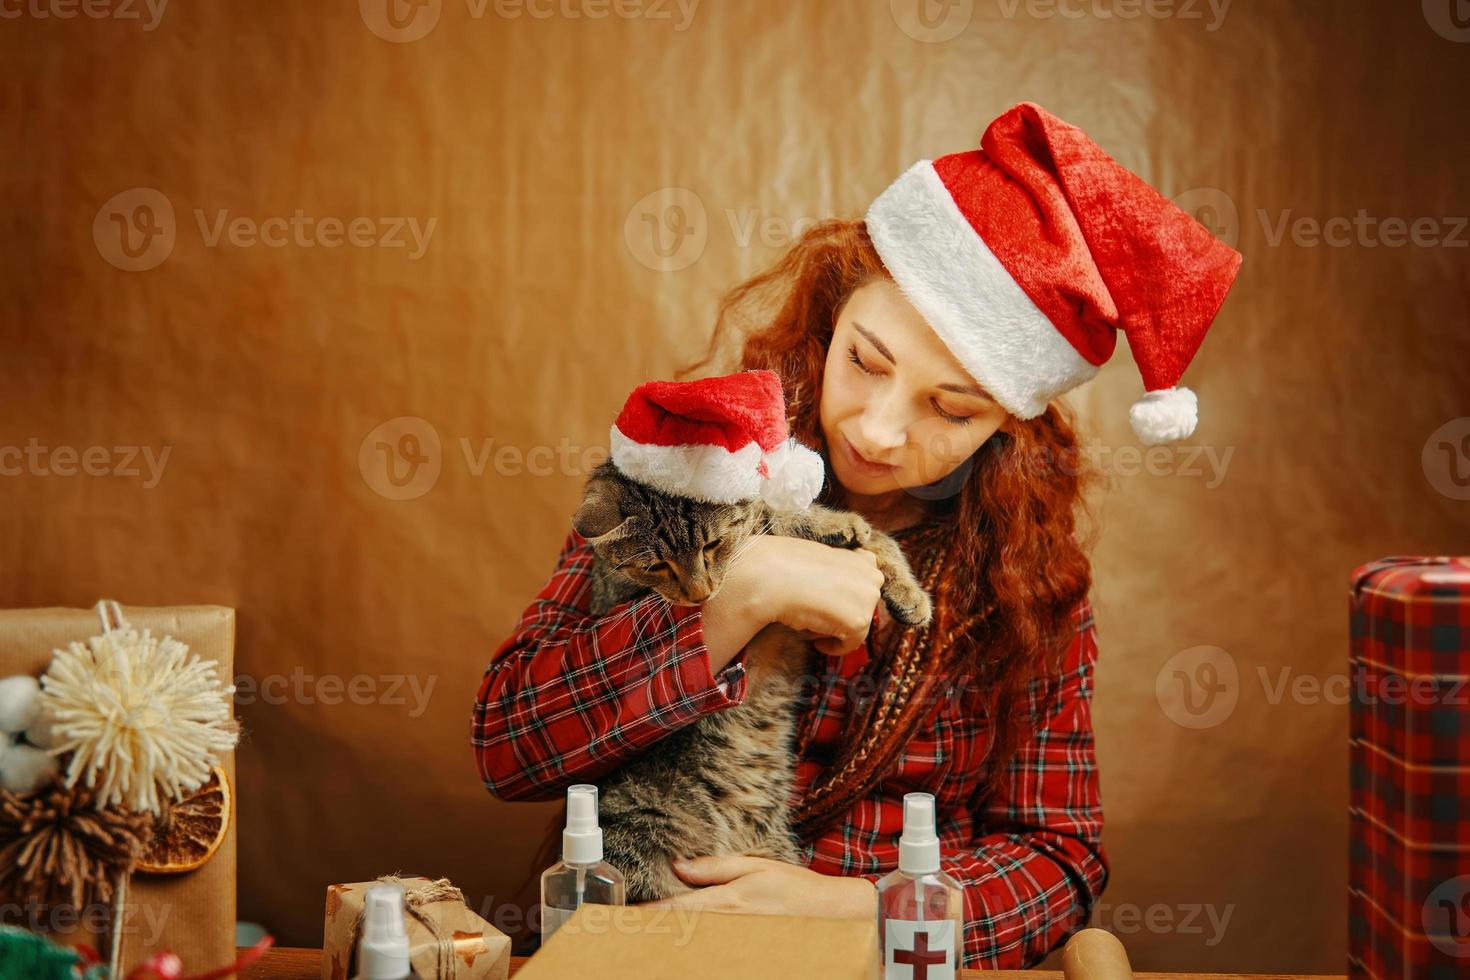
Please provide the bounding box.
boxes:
[819,277,1009,502]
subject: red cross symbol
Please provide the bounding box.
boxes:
[893,929,948,979]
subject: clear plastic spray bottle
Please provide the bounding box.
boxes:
[876,792,964,980]
[540,783,625,941]
[353,882,421,980]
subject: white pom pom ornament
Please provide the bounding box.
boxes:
[0,740,59,794]
[0,674,42,734]
[39,608,240,814]
[1129,386,1199,446]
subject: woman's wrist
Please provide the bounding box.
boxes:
[698,566,771,673]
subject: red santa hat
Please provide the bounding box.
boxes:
[608,369,824,511]
[865,101,1243,445]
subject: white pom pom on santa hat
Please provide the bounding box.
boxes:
[758,438,826,512]
[1130,386,1199,446]
[609,369,824,512]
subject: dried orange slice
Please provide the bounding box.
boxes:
[136,765,231,874]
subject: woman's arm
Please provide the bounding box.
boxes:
[471,530,753,801]
[472,529,888,801]
[941,601,1109,970]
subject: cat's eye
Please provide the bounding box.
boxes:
[645,560,673,576]
[703,539,723,555]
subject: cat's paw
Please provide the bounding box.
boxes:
[815,513,873,550]
[884,577,933,627]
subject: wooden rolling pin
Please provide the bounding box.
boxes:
[1061,928,1137,980]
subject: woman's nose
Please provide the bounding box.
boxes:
[856,405,908,453]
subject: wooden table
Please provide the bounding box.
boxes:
[239,946,1343,979]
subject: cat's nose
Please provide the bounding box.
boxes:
[684,587,712,603]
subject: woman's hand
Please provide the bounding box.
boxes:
[700,534,885,671]
[635,855,877,919]
[755,535,885,656]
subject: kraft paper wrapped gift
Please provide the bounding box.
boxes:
[515,905,880,980]
[0,604,238,977]
[323,876,512,980]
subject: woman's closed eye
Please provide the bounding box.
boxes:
[932,399,974,427]
[852,342,975,426]
[846,344,880,376]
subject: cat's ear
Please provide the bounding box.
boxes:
[572,479,628,540]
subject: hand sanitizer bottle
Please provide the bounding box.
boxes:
[540,784,626,942]
[876,793,964,980]
[353,882,420,980]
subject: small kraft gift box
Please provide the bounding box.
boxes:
[323,876,512,980]
[1349,557,1470,978]
[513,905,879,980]
[0,603,239,977]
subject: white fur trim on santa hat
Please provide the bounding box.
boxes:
[866,160,1098,419]
[609,424,764,504]
[759,438,824,512]
[1129,386,1198,445]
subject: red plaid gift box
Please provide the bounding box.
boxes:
[1349,557,1470,979]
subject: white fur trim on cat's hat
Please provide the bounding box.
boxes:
[865,102,1243,445]
[609,369,824,511]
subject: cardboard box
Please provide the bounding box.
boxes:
[514,905,879,980]
[323,876,512,980]
[0,604,238,977]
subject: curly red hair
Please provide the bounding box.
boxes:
[684,219,1097,835]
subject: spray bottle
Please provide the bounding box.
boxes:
[876,792,964,979]
[540,783,626,941]
[353,882,420,980]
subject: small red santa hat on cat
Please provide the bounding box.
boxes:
[609,369,824,512]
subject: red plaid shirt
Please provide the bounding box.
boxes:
[472,530,1109,969]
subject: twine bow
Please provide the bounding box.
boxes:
[348,875,467,980]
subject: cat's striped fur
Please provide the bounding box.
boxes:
[571,461,932,902]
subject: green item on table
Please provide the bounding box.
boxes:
[0,924,108,980]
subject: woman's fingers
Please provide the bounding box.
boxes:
[672,854,765,885]
[763,536,885,655]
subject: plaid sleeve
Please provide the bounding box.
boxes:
[471,530,749,802]
[942,601,1110,970]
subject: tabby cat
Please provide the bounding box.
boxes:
[569,459,932,902]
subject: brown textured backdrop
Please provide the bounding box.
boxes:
[3,0,1467,972]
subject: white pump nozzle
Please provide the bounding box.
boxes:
[563,783,603,865]
[898,792,940,875]
[357,883,412,980]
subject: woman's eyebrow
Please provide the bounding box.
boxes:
[938,381,992,400]
[852,323,896,364]
[855,321,991,399]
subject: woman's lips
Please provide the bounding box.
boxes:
[839,434,897,477]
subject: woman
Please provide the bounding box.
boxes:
[472,102,1241,969]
